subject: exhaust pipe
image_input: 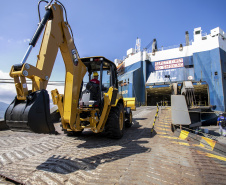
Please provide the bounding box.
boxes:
[185,31,189,46]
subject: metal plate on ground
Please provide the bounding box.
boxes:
[171,95,191,125]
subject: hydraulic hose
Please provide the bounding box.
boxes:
[38,0,49,22]
[29,8,52,47]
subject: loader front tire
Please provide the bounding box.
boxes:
[105,103,125,139]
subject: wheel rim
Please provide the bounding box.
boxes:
[119,111,123,130]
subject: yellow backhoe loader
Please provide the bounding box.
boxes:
[5,0,135,138]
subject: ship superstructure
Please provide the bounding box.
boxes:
[115,27,226,112]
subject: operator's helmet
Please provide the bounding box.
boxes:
[219,112,223,116]
[93,71,99,77]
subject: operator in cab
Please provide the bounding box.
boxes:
[89,71,107,91]
[90,71,100,84]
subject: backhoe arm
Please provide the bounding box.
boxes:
[6,2,87,133]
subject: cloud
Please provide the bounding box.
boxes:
[7,39,13,43]
[1,38,30,44]
[0,71,15,103]
[23,39,30,43]
[0,70,16,104]
[0,70,65,105]
[0,70,10,79]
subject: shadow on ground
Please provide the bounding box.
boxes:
[37,117,153,174]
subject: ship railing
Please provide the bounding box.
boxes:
[192,101,209,107]
[155,100,208,107]
[119,39,195,61]
[146,40,193,53]
[202,32,207,37]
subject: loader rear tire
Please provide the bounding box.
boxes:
[105,103,125,139]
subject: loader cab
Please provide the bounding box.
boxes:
[79,56,118,108]
[81,56,118,88]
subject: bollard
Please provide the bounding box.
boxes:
[151,103,159,134]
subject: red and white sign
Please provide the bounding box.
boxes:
[155,58,183,70]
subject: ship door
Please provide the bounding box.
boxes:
[194,84,209,106]
[146,86,172,106]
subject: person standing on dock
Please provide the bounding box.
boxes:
[217,112,226,136]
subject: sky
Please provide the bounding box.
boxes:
[0,0,226,104]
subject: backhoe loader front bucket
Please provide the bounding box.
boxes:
[5,90,55,134]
